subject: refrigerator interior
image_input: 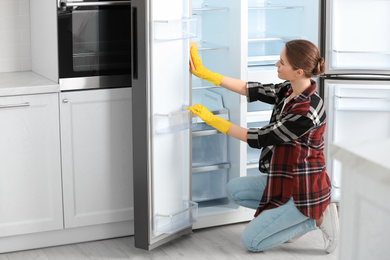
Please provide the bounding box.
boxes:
[325,80,390,201]
[247,0,320,73]
[191,0,243,217]
[190,0,321,218]
[326,0,390,72]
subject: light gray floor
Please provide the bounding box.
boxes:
[1,222,338,260]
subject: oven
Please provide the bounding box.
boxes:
[57,0,131,91]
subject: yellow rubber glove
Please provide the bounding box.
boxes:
[190,46,223,86]
[187,104,232,135]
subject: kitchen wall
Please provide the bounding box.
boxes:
[0,0,31,73]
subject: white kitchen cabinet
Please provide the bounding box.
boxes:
[0,93,63,237]
[60,88,133,228]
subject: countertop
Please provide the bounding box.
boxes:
[330,139,390,183]
[0,71,59,97]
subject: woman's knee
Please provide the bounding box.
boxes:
[226,177,240,200]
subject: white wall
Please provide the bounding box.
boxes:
[0,0,31,73]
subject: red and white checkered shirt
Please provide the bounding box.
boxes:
[247,80,331,220]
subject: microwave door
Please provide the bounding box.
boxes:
[132,0,194,250]
[324,0,390,76]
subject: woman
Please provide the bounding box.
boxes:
[187,40,339,253]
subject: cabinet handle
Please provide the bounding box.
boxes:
[0,102,30,109]
[63,99,69,103]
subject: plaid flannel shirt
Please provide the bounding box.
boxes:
[247,80,331,220]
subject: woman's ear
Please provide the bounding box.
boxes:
[296,68,304,77]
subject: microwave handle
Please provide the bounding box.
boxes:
[59,0,131,8]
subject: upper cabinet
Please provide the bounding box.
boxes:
[0,0,58,82]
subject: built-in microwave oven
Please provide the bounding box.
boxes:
[57,0,131,91]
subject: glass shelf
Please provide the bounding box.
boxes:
[154,109,197,134]
[192,7,229,12]
[248,5,304,10]
[248,55,279,67]
[155,200,198,234]
[154,18,198,40]
[248,32,299,42]
[247,110,272,123]
[196,42,229,51]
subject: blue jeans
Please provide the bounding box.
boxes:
[226,174,317,252]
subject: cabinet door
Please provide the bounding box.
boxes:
[60,88,133,228]
[0,93,63,237]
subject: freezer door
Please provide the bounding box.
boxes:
[324,79,390,201]
[324,0,390,75]
[132,0,195,250]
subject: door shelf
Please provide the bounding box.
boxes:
[155,201,198,234]
[154,110,197,134]
[192,167,229,203]
[154,18,198,40]
[331,50,390,70]
[335,96,390,112]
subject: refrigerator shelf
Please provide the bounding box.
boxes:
[247,164,259,170]
[247,110,272,123]
[154,18,198,40]
[192,129,219,137]
[196,42,229,51]
[192,163,230,173]
[248,6,304,10]
[192,7,229,12]
[154,109,197,134]
[155,200,198,234]
[248,36,299,42]
[191,84,222,90]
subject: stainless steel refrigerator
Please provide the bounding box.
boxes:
[321,0,390,202]
[131,0,390,250]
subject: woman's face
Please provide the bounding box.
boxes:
[275,47,298,80]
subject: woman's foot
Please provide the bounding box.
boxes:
[318,203,339,253]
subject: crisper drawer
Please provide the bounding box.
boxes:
[247,121,268,165]
[192,129,229,168]
[192,167,229,202]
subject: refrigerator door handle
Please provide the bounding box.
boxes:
[132,7,138,80]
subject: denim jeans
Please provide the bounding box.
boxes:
[226,174,317,252]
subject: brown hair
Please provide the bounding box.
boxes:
[285,40,325,78]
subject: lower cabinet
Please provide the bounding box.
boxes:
[59,88,133,228]
[0,93,63,237]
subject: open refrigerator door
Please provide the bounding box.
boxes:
[132,0,198,250]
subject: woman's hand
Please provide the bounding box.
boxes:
[187,104,232,134]
[190,46,223,86]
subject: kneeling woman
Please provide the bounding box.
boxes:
[187,40,339,254]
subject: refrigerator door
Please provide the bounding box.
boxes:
[132,0,196,250]
[324,0,390,75]
[324,79,390,201]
